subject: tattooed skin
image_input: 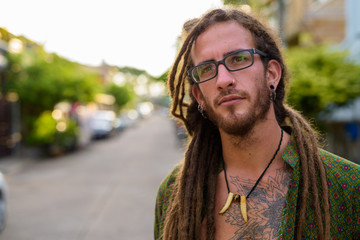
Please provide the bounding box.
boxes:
[223,166,292,240]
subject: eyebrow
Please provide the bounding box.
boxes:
[197,48,248,65]
[223,48,247,57]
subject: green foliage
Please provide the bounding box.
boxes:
[5,45,102,146]
[106,83,135,110]
[118,66,152,78]
[154,70,168,83]
[7,47,102,114]
[50,118,78,153]
[27,110,79,154]
[285,46,360,119]
[27,111,57,145]
[223,0,248,5]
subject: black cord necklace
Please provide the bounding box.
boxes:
[219,129,284,223]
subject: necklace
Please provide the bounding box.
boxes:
[219,129,284,223]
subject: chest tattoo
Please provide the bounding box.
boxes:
[222,167,291,240]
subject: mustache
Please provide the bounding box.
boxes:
[213,89,250,106]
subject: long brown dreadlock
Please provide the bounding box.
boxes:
[163,8,330,240]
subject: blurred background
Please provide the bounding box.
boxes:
[0,0,359,239]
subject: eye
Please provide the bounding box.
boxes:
[225,51,252,69]
[229,54,247,63]
[198,64,215,75]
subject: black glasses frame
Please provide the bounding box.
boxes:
[188,48,268,84]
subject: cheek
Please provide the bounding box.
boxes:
[251,71,267,89]
[198,83,214,100]
[199,81,213,92]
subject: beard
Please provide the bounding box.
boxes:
[203,77,271,137]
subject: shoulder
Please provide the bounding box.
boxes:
[156,164,181,202]
[320,148,360,190]
[154,164,182,239]
[320,149,360,176]
[319,150,360,236]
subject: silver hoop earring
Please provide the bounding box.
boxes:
[198,104,207,119]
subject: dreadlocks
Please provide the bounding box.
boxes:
[163,8,330,240]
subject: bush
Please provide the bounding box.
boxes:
[6,46,101,147]
[285,45,360,119]
[28,111,57,146]
[27,111,79,156]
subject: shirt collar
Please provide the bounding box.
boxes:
[281,133,300,169]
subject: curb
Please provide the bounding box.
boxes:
[0,156,36,175]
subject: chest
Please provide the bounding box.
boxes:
[209,169,291,240]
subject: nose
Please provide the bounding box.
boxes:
[216,64,235,90]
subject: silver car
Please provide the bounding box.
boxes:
[0,171,7,232]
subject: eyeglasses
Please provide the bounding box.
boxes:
[188,48,268,84]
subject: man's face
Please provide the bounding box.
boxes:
[191,21,271,137]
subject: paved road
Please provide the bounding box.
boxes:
[0,112,185,240]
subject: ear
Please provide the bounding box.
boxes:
[192,84,205,107]
[265,59,282,89]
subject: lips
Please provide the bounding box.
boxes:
[218,94,245,106]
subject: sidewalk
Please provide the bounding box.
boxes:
[0,155,36,176]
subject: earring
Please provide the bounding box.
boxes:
[198,104,207,119]
[270,85,276,101]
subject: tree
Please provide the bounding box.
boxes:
[154,70,168,83]
[106,83,135,110]
[285,45,360,119]
[6,45,103,146]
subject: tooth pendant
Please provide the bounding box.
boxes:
[219,192,234,214]
[219,192,248,223]
[240,196,248,222]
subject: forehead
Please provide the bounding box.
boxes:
[191,21,255,64]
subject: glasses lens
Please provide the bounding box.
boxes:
[192,63,217,82]
[225,50,253,71]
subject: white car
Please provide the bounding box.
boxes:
[0,171,7,232]
[90,110,117,139]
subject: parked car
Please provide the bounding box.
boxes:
[89,110,117,139]
[115,110,139,131]
[0,171,7,233]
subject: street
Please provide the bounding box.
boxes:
[0,111,185,240]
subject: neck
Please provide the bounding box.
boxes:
[219,118,289,176]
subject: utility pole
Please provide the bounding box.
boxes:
[278,0,286,45]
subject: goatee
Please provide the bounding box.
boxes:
[204,81,271,137]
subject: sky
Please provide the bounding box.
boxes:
[0,0,223,76]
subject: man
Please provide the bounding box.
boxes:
[154,8,360,240]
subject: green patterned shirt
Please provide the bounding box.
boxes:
[154,136,360,239]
